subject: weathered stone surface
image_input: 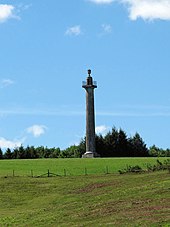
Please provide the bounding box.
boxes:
[82,70,99,158]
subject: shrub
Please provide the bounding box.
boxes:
[119,159,170,174]
[119,165,143,174]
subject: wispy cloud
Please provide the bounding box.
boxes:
[18,4,32,11]
[2,105,170,118]
[0,79,14,88]
[96,125,110,135]
[88,0,114,4]
[0,108,85,117]
[65,25,82,36]
[101,24,112,33]
[97,105,170,117]
[27,125,47,137]
[0,137,23,149]
[121,0,170,21]
[97,111,170,117]
[0,4,19,23]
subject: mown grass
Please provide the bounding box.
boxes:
[0,157,168,177]
[0,171,169,226]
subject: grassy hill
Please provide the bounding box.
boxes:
[0,171,169,226]
[0,158,169,226]
[0,157,168,177]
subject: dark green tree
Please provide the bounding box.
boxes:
[149,145,170,157]
[49,147,61,158]
[12,147,19,159]
[29,146,37,158]
[60,145,79,158]
[117,129,129,157]
[18,145,26,159]
[149,145,160,157]
[4,148,12,159]
[165,149,170,157]
[95,134,106,157]
[76,138,86,157]
[44,147,52,158]
[36,146,45,158]
[128,133,148,157]
[0,148,3,159]
[104,127,119,157]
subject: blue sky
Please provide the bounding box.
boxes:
[1,0,170,150]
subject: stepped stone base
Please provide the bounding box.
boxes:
[82,151,100,158]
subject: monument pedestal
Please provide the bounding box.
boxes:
[82,151,100,158]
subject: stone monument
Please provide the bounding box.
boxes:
[82,69,99,158]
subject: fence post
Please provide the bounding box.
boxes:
[106,166,109,174]
[85,167,87,175]
[48,169,50,177]
[31,170,33,178]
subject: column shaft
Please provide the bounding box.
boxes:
[86,87,96,153]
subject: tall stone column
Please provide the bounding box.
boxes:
[82,69,98,158]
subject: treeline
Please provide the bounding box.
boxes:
[0,146,61,159]
[0,127,169,159]
[149,145,170,157]
[95,128,169,157]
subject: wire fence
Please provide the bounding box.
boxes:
[2,166,112,178]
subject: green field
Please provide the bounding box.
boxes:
[0,158,169,226]
[0,157,168,177]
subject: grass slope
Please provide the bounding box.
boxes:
[0,171,169,226]
[0,157,168,177]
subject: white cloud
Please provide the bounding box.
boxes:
[101,24,112,33]
[0,137,22,149]
[65,25,82,36]
[96,125,109,135]
[88,0,170,21]
[88,0,114,4]
[121,0,170,21]
[0,4,17,23]
[1,79,14,88]
[27,125,47,137]
[18,4,32,11]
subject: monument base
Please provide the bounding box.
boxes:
[82,151,100,158]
